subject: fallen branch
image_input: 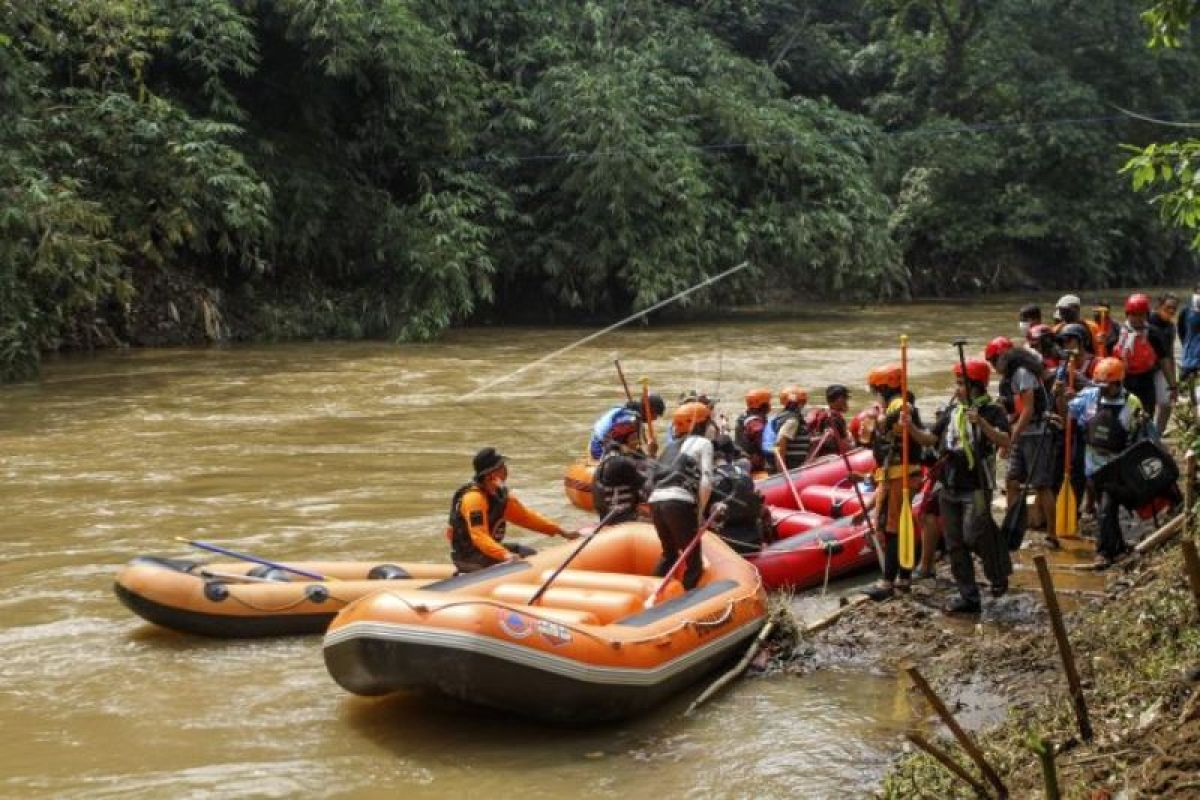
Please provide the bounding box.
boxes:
[803,593,871,635]
[684,619,775,716]
[1134,513,1185,554]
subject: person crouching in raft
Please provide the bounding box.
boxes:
[708,435,771,555]
[862,364,928,601]
[446,448,577,573]
[648,401,715,590]
[912,358,1011,613]
[1065,358,1152,567]
[592,415,648,524]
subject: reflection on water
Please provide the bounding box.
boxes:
[0,295,1114,797]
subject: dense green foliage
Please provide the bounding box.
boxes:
[3,0,1199,381]
[1122,1,1200,251]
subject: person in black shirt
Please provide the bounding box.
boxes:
[912,358,1011,614]
[591,416,648,524]
[1148,293,1180,432]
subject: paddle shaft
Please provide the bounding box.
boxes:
[837,440,884,571]
[952,339,990,487]
[898,335,915,569]
[775,450,807,511]
[614,359,634,402]
[640,377,657,446]
[529,510,621,605]
[646,508,722,608]
[1057,357,1079,536]
[176,538,328,581]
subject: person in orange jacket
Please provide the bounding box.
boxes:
[446,448,578,573]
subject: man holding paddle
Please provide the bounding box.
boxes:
[914,358,1011,613]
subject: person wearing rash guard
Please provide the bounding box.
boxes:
[648,402,715,590]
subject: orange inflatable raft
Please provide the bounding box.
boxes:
[323,522,767,723]
[563,458,597,512]
[114,557,454,637]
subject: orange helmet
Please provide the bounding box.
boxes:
[1094,357,1126,383]
[744,387,772,410]
[866,364,902,391]
[779,385,807,407]
[671,401,712,436]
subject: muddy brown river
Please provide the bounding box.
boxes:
[0,295,1127,797]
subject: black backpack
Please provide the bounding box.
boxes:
[1091,439,1180,509]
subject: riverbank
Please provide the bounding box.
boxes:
[784,498,1200,797]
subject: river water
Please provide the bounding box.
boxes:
[0,296,1118,798]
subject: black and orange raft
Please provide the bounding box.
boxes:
[114,557,454,637]
[323,523,767,723]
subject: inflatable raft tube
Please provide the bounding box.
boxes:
[798,485,869,518]
[746,518,878,591]
[323,523,767,723]
[756,448,876,509]
[114,557,455,637]
[768,507,833,540]
[563,458,597,512]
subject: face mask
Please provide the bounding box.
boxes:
[492,479,507,491]
[1019,321,1031,335]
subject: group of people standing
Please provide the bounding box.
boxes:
[441,288,1193,614]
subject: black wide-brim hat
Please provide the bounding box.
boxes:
[473,447,507,479]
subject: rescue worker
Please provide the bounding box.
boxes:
[1178,285,1200,406]
[588,400,643,460]
[1067,358,1151,567]
[733,388,772,473]
[591,416,648,524]
[1148,293,1180,433]
[986,335,1059,548]
[1027,324,1062,371]
[447,448,575,573]
[1056,324,1097,382]
[1116,293,1172,415]
[762,385,811,472]
[708,435,770,554]
[862,364,927,601]
[807,384,853,459]
[1051,294,1100,354]
[668,391,721,442]
[648,401,715,590]
[1053,329,1096,513]
[914,358,1011,613]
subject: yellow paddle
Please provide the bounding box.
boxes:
[898,335,916,570]
[1056,355,1079,537]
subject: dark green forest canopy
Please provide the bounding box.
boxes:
[2,0,1198,381]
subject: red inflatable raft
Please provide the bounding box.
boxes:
[756,449,876,509]
[748,518,878,591]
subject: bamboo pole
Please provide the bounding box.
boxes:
[1033,555,1094,742]
[906,733,992,800]
[905,666,1008,798]
[1133,513,1185,554]
[1185,451,1195,542]
[1181,540,1200,617]
[803,593,871,634]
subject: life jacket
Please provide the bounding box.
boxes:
[592,448,642,519]
[1085,395,1130,453]
[446,483,508,561]
[651,437,702,498]
[733,411,766,460]
[998,348,1049,422]
[870,394,922,470]
[807,408,848,456]
[589,406,637,459]
[1116,326,1157,376]
[710,462,762,530]
[762,408,810,469]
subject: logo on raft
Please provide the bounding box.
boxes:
[498,610,532,639]
[536,619,573,646]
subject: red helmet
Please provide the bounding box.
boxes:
[608,417,640,442]
[984,336,1014,363]
[954,358,992,384]
[1094,357,1126,383]
[744,387,772,409]
[1027,324,1054,344]
[866,364,903,390]
[779,385,807,407]
[1125,293,1151,315]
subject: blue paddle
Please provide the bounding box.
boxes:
[175,537,330,581]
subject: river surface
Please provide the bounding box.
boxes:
[0,295,1124,798]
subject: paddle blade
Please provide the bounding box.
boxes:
[898,501,916,570]
[1002,499,1028,551]
[1057,483,1079,537]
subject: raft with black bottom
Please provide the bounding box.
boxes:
[563,458,598,511]
[322,523,767,723]
[114,556,455,637]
